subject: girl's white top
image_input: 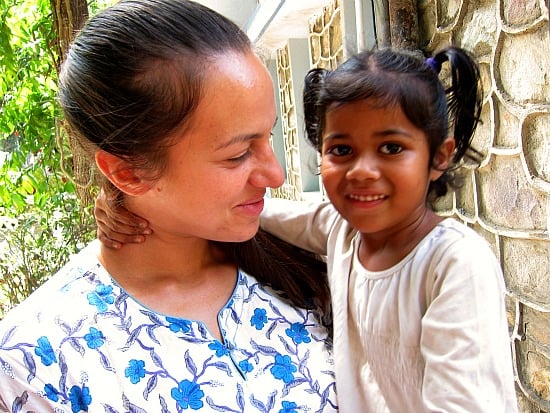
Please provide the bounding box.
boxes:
[262,198,518,413]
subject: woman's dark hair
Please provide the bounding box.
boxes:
[222,231,331,327]
[59,0,330,319]
[59,0,251,177]
[303,46,483,200]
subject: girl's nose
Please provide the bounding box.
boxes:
[345,155,381,181]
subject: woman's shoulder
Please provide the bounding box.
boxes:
[0,240,106,327]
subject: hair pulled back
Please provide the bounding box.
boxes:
[304,46,483,199]
[59,0,251,177]
[60,0,331,321]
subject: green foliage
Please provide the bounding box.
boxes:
[0,0,96,316]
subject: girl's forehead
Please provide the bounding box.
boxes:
[326,99,402,117]
[322,100,425,139]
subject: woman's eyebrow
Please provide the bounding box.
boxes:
[215,118,278,151]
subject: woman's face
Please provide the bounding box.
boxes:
[131,51,284,243]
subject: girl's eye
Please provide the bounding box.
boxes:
[326,145,352,157]
[380,143,403,155]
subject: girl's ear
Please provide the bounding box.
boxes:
[429,137,456,181]
[95,150,152,196]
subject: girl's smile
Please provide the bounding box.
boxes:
[321,100,450,245]
[346,192,388,204]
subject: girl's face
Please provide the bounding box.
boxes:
[320,100,446,240]
[130,51,284,243]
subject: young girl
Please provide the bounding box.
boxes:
[96,46,518,412]
[261,46,518,412]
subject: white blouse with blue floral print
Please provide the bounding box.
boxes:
[0,241,337,413]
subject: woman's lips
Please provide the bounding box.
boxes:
[236,197,265,216]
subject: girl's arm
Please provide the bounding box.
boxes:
[420,234,518,412]
[261,198,340,256]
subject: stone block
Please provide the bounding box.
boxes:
[495,29,550,104]
[494,96,521,148]
[502,0,543,27]
[523,112,550,183]
[502,237,550,306]
[455,168,477,219]
[477,155,547,231]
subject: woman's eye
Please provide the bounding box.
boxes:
[228,151,250,163]
[380,143,402,154]
[326,145,352,157]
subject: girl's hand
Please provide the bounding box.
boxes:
[94,188,151,249]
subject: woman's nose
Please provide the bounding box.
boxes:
[250,144,285,189]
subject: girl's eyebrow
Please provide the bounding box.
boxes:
[322,133,348,143]
[323,128,415,143]
[215,118,278,151]
[375,128,415,138]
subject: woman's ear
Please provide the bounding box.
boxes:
[429,137,456,181]
[95,150,151,195]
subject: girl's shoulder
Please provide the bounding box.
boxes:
[435,218,492,248]
[420,218,500,269]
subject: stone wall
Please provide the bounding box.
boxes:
[418,1,549,411]
[268,0,549,411]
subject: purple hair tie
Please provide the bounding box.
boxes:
[425,57,442,74]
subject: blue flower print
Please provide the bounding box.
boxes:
[44,383,60,402]
[250,308,268,330]
[166,317,192,333]
[270,354,297,384]
[208,340,229,357]
[125,359,146,384]
[84,327,105,349]
[285,322,311,344]
[279,401,298,413]
[87,283,114,313]
[35,336,57,366]
[171,379,204,410]
[69,384,92,413]
[238,360,254,373]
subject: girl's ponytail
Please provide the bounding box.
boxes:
[432,47,483,163]
[303,68,330,150]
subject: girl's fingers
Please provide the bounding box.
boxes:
[97,226,147,248]
[95,188,151,235]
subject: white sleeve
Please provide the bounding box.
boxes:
[0,375,71,412]
[420,235,518,412]
[260,198,340,256]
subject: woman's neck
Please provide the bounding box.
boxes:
[97,236,238,337]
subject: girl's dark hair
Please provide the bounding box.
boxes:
[59,0,330,318]
[303,46,483,199]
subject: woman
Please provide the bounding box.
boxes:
[0,1,337,411]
